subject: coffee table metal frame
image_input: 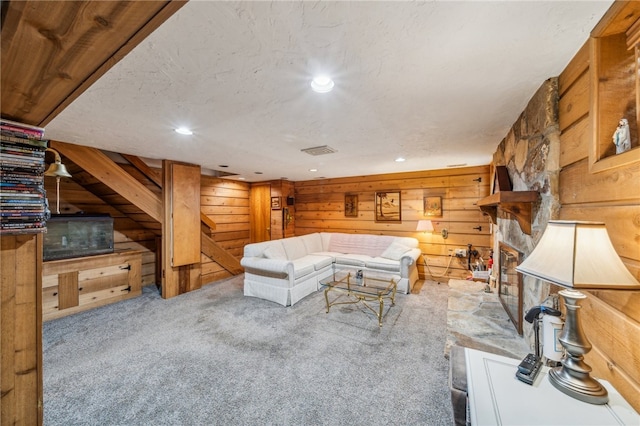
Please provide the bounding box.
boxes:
[320,270,397,327]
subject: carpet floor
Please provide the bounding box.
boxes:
[43,275,454,425]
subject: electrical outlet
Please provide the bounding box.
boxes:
[454,248,467,257]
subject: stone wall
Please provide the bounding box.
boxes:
[491,78,561,349]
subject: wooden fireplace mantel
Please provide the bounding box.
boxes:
[477,190,539,235]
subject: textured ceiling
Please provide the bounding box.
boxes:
[44,1,613,182]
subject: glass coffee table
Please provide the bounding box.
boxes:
[319,270,397,327]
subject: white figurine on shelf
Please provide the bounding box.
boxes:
[612,118,631,154]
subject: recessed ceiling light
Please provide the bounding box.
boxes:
[311,75,334,93]
[395,157,406,162]
[309,168,318,172]
[175,127,193,135]
[254,171,263,174]
[219,165,229,168]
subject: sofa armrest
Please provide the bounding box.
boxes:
[240,257,293,278]
[400,248,421,265]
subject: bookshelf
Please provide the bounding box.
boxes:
[0,119,49,234]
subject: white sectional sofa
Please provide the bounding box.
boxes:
[240,232,421,306]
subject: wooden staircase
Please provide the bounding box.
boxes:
[50,141,243,291]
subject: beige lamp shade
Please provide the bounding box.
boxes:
[416,220,434,232]
[516,220,640,290]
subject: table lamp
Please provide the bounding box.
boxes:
[416,220,434,233]
[516,220,640,404]
[416,219,448,239]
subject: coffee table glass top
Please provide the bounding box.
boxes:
[320,270,398,326]
[319,270,396,296]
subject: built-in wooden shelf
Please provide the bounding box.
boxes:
[477,191,539,235]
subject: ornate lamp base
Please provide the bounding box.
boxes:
[551,289,609,405]
[549,365,608,404]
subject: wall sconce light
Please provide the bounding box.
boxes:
[44,148,72,214]
[516,221,640,404]
[416,219,448,239]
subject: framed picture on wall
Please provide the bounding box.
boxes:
[424,196,442,217]
[271,196,281,210]
[344,194,358,217]
[375,191,401,222]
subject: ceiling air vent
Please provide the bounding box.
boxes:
[301,145,337,156]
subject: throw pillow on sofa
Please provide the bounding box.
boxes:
[263,244,287,259]
[380,242,411,260]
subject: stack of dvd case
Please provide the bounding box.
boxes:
[0,118,48,234]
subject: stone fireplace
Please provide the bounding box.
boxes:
[491,77,561,349]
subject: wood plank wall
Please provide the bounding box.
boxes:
[0,234,43,425]
[200,175,250,284]
[266,179,296,240]
[558,40,640,411]
[293,166,492,280]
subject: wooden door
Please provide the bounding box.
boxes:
[250,184,271,243]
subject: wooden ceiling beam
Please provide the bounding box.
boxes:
[50,140,162,222]
[1,0,187,126]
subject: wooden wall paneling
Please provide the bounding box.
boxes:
[560,114,590,168]
[558,40,590,97]
[295,165,489,189]
[1,234,43,425]
[581,294,640,405]
[558,70,590,133]
[591,2,640,38]
[559,204,640,263]
[559,159,640,204]
[584,344,640,410]
[199,175,248,284]
[293,165,491,280]
[557,26,640,411]
[591,286,640,324]
[170,163,201,266]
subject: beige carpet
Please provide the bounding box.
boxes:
[445,279,529,359]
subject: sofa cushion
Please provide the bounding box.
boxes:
[291,256,320,279]
[308,255,334,271]
[300,233,323,254]
[334,254,371,267]
[281,237,307,260]
[366,257,401,272]
[328,233,394,257]
[263,244,287,260]
[380,242,411,260]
